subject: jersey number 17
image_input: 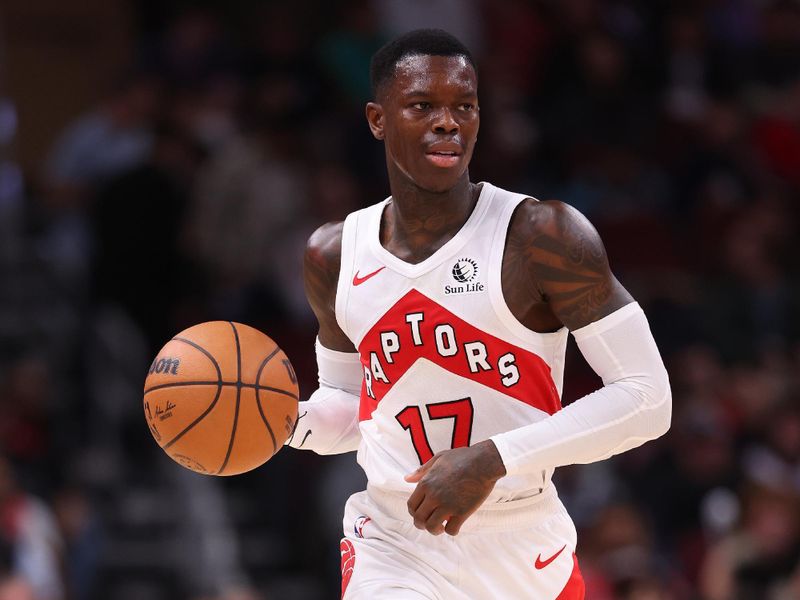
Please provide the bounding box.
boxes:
[395,397,474,464]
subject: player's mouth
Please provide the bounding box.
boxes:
[425,145,462,168]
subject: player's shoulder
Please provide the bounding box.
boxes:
[508,197,603,247]
[305,221,344,272]
[304,221,344,311]
[305,197,386,267]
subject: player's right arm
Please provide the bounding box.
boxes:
[285,223,363,454]
[303,222,355,351]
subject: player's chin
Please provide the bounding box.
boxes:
[415,165,469,192]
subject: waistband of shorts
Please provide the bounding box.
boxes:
[366,484,564,533]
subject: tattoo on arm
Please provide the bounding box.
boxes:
[504,201,633,331]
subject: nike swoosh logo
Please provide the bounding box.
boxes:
[352,266,386,286]
[299,430,312,448]
[534,545,566,570]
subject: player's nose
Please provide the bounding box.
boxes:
[432,107,459,134]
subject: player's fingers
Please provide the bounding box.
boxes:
[425,508,450,536]
[407,486,425,516]
[404,468,424,483]
[411,497,439,530]
[444,514,469,536]
[404,453,441,482]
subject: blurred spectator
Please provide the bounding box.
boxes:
[749,0,800,89]
[0,536,34,600]
[0,93,23,265]
[141,8,238,88]
[243,4,324,123]
[659,7,738,123]
[317,0,384,106]
[535,28,657,190]
[52,488,101,600]
[172,470,258,600]
[671,98,753,220]
[700,484,800,600]
[182,74,312,327]
[0,456,63,600]
[36,72,159,281]
[475,0,549,189]
[374,0,484,56]
[580,503,686,599]
[169,75,244,155]
[743,401,800,494]
[0,356,53,489]
[0,572,34,600]
[559,142,671,221]
[753,80,800,189]
[635,397,740,584]
[43,73,159,200]
[481,0,551,97]
[702,196,797,360]
[91,121,202,353]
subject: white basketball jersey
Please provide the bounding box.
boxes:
[335,182,569,503]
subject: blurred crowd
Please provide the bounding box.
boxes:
[0,0,799,598]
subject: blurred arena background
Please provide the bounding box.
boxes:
[0,1,799,598]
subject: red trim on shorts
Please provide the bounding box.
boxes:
[555,553,585,599]
[340,538,356,598]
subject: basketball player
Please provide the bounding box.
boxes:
[288,29,671,599]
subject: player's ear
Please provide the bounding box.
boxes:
[366,102,385,140]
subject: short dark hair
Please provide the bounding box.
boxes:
[370,29,475,98]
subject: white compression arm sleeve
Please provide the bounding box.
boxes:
[285,339,363,454]
[490,303,671,476]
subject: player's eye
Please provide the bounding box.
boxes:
[460,103,476,112]
[411,102,431,110]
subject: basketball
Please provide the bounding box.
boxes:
[143,321,299,476]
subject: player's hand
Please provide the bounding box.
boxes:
[404,440,507,536]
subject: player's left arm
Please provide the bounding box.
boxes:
[487,199,672,473]
[406,200,671,535]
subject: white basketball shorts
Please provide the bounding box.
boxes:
[340,485,585,599]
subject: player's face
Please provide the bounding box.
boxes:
[367,55,479,193]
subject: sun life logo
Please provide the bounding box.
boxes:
[452,258,478,283]
[445,258,484,295]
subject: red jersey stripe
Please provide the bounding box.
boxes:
[357,289,561,420]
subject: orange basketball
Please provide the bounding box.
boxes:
[143,321,299,475]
